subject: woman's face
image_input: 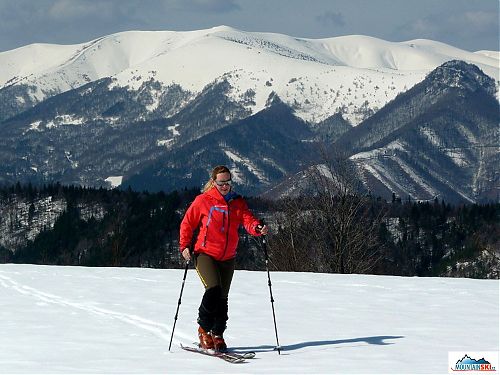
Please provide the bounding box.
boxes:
[213,172,232,195]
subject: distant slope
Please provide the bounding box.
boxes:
[1,27,498,124]
[341,60,499,202]
[0,28,498,201]
[124,96,316,194]
[263,61,499,203]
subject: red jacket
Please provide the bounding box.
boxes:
[179,187,261,261]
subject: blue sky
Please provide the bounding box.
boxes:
[0,0,498,52]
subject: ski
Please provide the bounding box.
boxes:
[188,342,256,359]
[227,350,256,359]
[180,344,253,363]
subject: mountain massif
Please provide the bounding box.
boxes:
[0,27,498,202]
[342,60,499,203]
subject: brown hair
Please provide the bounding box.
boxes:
[202,165,231,192]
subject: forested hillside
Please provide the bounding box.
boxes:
[0,184,192,267]
[0,184,498,278]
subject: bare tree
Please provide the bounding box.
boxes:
[269,146,385,274]
[269,197,329,272]
[305,147,385,273]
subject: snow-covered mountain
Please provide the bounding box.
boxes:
[0,27,498,202]
[0,264,498,373]
[257,61,500,203]
[344,60,499,202]
[1,26,498,125]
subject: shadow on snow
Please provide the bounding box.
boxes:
[230,336,404,353]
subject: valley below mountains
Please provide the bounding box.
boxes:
[0,26,498,203]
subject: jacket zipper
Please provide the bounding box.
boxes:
[221,204,230,260]
[203,206,226,248]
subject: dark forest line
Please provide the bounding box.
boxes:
[0,183,498,279]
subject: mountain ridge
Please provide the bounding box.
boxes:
[345,61,499,202]
[0,28,498,203]
[1,27,498,125]
[260,60,499,203]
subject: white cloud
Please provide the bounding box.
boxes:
[395,9,499,51]
[316,10,345,27]
[167,0,241,13]
[48,0,114,20]
[463,11,498,31]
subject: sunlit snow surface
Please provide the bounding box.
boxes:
[1,27,498,125]
[0,264,498,374]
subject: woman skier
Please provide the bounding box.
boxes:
[179,165,268,352]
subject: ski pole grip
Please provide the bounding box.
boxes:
[256,218,267,233]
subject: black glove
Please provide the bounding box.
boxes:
[256,219,268,234]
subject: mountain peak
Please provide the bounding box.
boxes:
[427,60,496,95]
[209,25,236,32]
[265,91,285,107]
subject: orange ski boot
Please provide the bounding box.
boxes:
[198,326,214,350]
[211,333,227,352]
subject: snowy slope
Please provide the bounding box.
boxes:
[1,26,498,125]
[0,264,498,374]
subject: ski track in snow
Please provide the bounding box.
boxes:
[1,264,498,374]
[0,273,192,344]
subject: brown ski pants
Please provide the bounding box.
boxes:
[194,253,235,335]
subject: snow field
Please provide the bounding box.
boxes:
[0,264,498,374]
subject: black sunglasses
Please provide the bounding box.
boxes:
[214,179,232,186]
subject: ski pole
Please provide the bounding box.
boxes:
[260,235,282,354]
[168,259,190,351]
